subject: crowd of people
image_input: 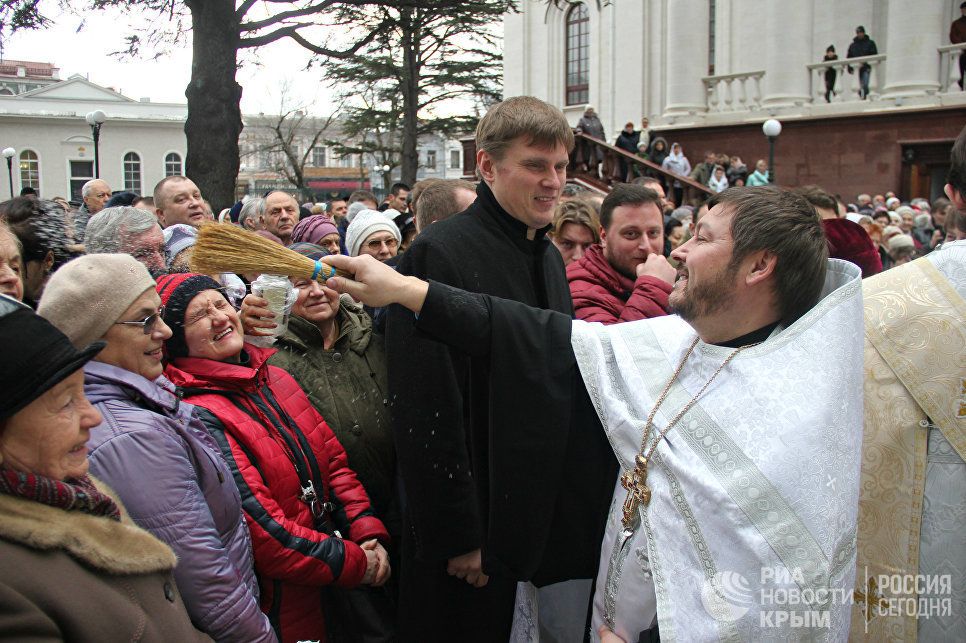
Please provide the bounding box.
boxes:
[0,94,964,643]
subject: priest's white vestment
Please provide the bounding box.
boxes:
[571,259,865,642]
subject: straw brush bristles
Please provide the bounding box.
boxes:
[190,222,347,280]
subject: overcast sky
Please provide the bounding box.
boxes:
[2,4,336,115]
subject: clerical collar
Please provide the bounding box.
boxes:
[714,321,780,349]
[476,180,552,246]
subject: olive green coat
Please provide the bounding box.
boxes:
[0,478,209,642]
[269,296,397,535]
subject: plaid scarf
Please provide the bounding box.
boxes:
[0,467,121,521]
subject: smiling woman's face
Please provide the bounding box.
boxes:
[182,290,244,362]
[0,369,102,481]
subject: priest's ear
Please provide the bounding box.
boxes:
[742,249,778,288]
[945,182,965,211]
[477,149,498,183]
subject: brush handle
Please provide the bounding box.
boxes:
[311,259,351,281]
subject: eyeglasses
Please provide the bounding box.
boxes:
[115,305,165,334]
[366,236,399,251]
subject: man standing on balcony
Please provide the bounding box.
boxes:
[847,25,878,99]
[951,1,966,90]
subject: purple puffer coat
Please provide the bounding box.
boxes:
[84,361,276,643]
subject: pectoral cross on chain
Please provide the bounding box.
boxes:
[620,454,651,531]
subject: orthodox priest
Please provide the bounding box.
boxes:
[853,125,966,641]
[328,187,865,641]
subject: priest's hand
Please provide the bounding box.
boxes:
[598,626,626,643]
[325,254,429,312]
[447,548,489,588]
[637,253,676,285]
[239,293,276,336]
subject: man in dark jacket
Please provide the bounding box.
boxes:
[567,184,676,324]
[689,150,717,187]
[951,1,966,89]
[386,96,616,641]
[847,25,878,99]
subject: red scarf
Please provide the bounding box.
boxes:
[0,466,121,521]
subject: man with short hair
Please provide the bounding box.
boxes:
[854,124,966,639]
[383,182,411,213]
[153,176,206,228]
[412,179,477,233]
[237,198,265,231]
[847,25,878,99]
[0,221,24,301]
[631,176,668,212]
[385,95,614,640]
[260,192,298,245]
[85,206,166,274]
[348,189,379,210]
[567,184,676,324]
[797,185,882,277]
[74,179,112,243]
[689,150,717,187]
[327,198,348,220]
[322,184,865,642]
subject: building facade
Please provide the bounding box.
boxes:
[504,0,966,199]
[0,74,187,201]
[0,67,465,204]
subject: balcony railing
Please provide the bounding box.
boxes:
[571,132,713,204]
[939,43,966,93]
[806,54,885,103]
[702,71,765,113]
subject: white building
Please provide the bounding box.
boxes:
[0,74,187,201]
[502,0,966,198]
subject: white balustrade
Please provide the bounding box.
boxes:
[939,43,966,93]
[806,54,885,103]
[702,71,764,113]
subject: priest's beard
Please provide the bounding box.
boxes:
[669,264,739,322]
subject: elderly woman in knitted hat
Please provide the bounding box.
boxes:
[267,244,397,545]
[346,209,401,262]
[291,214,341,255]
[155,272,390,642]
[37,255,273,642]
[0,295,207,641]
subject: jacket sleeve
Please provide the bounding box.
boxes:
[571,279,629,325]
[621,276,672,322]
[386,235,482,562]
[270,369,390,546]
[196,408,369,590]
[0,583,60,642]
[87,418,276,642]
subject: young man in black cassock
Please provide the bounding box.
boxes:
[386,96,616,641]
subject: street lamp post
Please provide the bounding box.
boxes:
[381,164,390,193]
[2,148,14,198]
[85,110,107,179]
[762,119,782,184]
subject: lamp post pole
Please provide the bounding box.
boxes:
[2,148,14,198]
[762,119,782,184]
[85,110,107,179]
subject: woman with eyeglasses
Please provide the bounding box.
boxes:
[37,255,274,642]
[154,272,390,643]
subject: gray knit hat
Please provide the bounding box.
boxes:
[345,209,401,257]
[37,254,156,349]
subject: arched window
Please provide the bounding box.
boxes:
[565,3,590,106]
[164,152,183,176]
[123,152,142,193]
[19,150,39,190]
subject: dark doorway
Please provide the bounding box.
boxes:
[899,140,953,202]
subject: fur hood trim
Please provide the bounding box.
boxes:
[0,476,176,575]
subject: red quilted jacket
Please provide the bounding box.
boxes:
[164,344,388,643]
[566,244,672,324]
